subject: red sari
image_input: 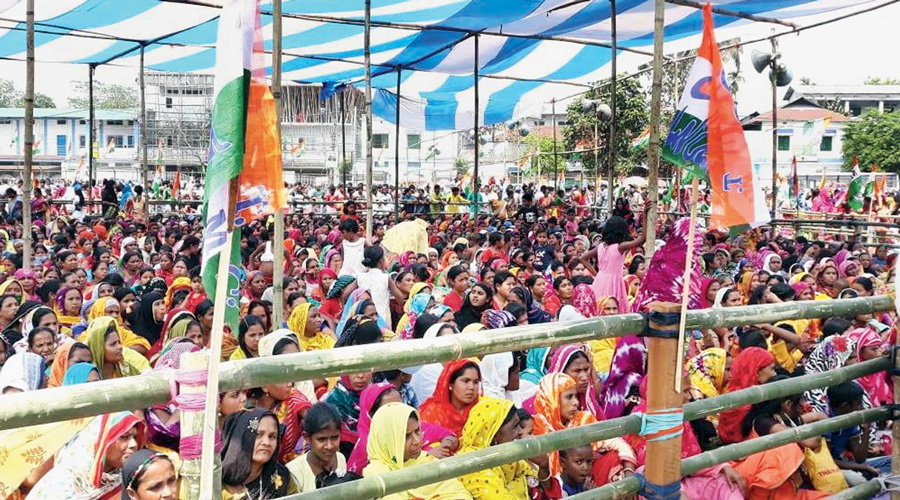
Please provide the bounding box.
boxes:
[418,359,480,437]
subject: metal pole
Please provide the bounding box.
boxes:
[473,34,480,215]
[364,0,373,239]
[88,64,95,210]
[770,39,779,218]
[341,92,347,187]
[394,67,401,218]
[22,0,34,268]
[552,98,558,191]
[272,0,285,328]
[644,0,664,256]
[140,44,148,189]
[608,0,617,217]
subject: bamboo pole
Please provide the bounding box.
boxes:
[607,0,617,218]
[140,43,148,189]
[473,34,481,214]
[88,64,95,210]
[272,0,285,329]
[575,407,890,499]
[394,67,401,218]
[832,480,883,500]
[643,302,683,494]
[643,0,665,256]
[0,298,891,430]
[675,177,700,392]
[22,0,34,269]
[179,350,220,500]
[364,0,373,239]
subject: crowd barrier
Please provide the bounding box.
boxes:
[0,296,896,500]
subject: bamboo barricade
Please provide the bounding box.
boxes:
[571,407,892,500]
[0,296,892,432]
[831,480,885,500]
[0,296,891,431]
[288,358,892,500]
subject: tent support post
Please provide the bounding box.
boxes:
[88,64,96,210]
[473,34,480,215]
[341,92,347,186]
[22,0,34,268]
[608,0,617,218]
[364,0,373,239]
[394,68,401,218]
[272,0,285,328]
[552,98,558,190]
[140,43,149,190]
[644,0,664,256]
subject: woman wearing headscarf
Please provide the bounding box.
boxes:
[0,278,26,304]
[687,348,730,401]
[324,371,372,456]
[13,268,40,302]
[481,309,516,330]
[803,335,858,414]
[130,291,165,346]
[347,382,397,474]
[148,308,195,360]
[85,316,149,379]
[509,286,551,324]
[80,297,152,354]
[394,282,431,335]
[454,283,493,331]
[27,411,145,500]
[419,359,481,438]
[318,273,355,322]
[533,373,636,486]
[408,322,458,402]
[815,260,840,299]
[457,397,534,500]
[479,351,523,406]
[47,341,92,388]
[364,402,472,500]
[395,292,432,340]
[221,409,296,499]
[518,346,551,403]
[587,296,621,374]
[597,337,646,419]
[0,351,44,393]
[850,328,892,407]
[55,286,84,330]
[257,329,313,462]
[287,303,335,351]
[717,347,777,444]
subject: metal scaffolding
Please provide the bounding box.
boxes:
[144,71,214,177]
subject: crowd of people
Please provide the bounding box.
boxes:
[0,176,897,500]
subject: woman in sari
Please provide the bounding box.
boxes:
[27,411,145,500]
[55,287,84,330]
[287,303,335,351]
[364,402,472,499]
[347,382,399,474]
[802,335,857,414]
[455,283,493,331]
[0,278,25,304]
[395,288,433,340]
[85,316,148,380]
[509,286,552,325]
[597,337,646,419]
[324,371,373,456]
[717,347,777,444]
[815,260,840,299]
[687,348,730,402]
[82,297,151,354]
[46,341,92,388]
[519,346,552,404]
[851,328,892,407]
[533,373,636,486]
[458,397,536,500]
[257,329,313,462]
[587,296,621,375]
[221,409,296,499]
[131,291,165,347]
[419,359,481,437]
[14,269,40,302]
[0,351,45,393]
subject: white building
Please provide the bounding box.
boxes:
[0,107,139,183]
[784,84,900,116]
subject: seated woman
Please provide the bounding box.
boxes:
[364,402,472,499]
[221,408,296,499]
[27,412,145,499]
[324,371,373,458]
[418,359,481,438]
[230,315,267,361]
[85,316,149,379]
[459,397,546,499]
[733,376,832,499]
[533,373,636,487]
[718,347,778,445]
[121,449,178,500]
[288,303,335,351]
[286,402,348,493]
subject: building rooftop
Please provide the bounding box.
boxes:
[784,84,900,101]
[743,107,849,125]
[0,108,137,120]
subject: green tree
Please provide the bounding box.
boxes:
[68,81,137,109]
[13,93,55,108]
[524,134,566,180]
[841,110,900,174]
[453,156,470,178]
[0,79,18,107]
[863,77,900,85]
[338,158,353,177]
[561,77,649,178]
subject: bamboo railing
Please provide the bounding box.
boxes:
[831,479,884,500]
[0,296,891,431]
[286,358,892,500]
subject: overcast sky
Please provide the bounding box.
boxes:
[0,2,897,119]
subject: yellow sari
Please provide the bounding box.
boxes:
[458,398,531,500]
[393,282,432,338]
[80,297,151,351]
[364,402,472,500]
[288,303,335,351]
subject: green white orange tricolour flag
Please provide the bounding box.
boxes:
[662,3,769,230]
[201,0,254,333]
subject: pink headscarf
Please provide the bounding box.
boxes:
[346,382,394,474]
[838,260,859,278]
[791,281,813,299]
[850,328,893,407]
[572,284,599,318]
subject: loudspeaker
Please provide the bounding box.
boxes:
[751,49,773,73]
[773,65,793,87]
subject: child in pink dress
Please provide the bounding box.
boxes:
[588,211,648,312]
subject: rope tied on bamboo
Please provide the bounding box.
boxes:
[636,408,684,442]
[174,368,223,459]
[642,310,682,339]
[635,473,682,500]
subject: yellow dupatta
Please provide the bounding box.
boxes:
[288,303,334,351]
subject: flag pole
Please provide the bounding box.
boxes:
[198,178,238,500]
[675,176,700,393]
[272,0,285,328]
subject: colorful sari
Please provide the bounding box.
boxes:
[418,359,480,437]
[588,296,620,374]
[851,328,892,407]
[597,337,646,419]
[26,412,145,500]
[288,303,335,351]
[718,347,775,444]
[545,344,605,418]
[325,376,367,445]
[458,397,529,500]
[688,348,728,400]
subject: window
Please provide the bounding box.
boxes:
[107,120,124,126]
[407,162,421,170]
[56,119,66,125]
[108,135,125,148]
[777,136,790,151]
[79,120,86,125]
[820,136,833,152]
[372,134,389,149]
[166,98,173,109]
[407,134,421,150]
[127,135,135,148]
[79,135,86,147]
[0,120,10,125]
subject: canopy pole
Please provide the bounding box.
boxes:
[607,0,617,218]
[140,43,148,189]
[341,92,347,187]
[769,38,779,218]
[22,0,33,268]
[394,67,401,219]
[644,0,664,256]
[473,34,480,216]
[272,0,285,329]
[88,64,95,212]
[552,98,558,191]
[364,0,373,239]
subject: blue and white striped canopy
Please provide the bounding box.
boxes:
[0,0,880,130]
